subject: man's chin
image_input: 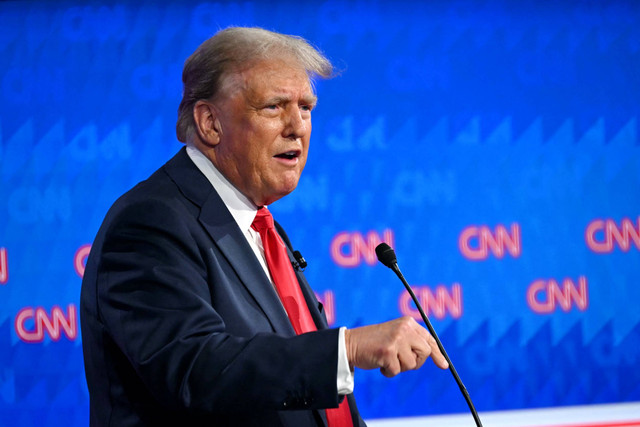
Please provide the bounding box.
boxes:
[260,185,298,207]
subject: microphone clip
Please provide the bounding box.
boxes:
[292,250,307,272]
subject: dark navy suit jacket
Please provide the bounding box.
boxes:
[80,147,365,426]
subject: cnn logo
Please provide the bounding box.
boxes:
[459,223,521,260]
[586,216,640,253]
[527,277,589,314]
[330,229,395,267]
[15,304,78,343]
[399,284,463,320]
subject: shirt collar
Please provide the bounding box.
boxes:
[185,143,258,232]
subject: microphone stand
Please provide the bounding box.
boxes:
[381,253,483,427]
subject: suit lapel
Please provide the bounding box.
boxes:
[163,148,295,336]
[199,197,296,336]
[289,247,328,330]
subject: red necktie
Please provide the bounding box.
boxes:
[251,207,353,427]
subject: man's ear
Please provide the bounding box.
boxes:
[193,100,223,147]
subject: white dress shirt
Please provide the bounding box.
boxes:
[185,144,354,395]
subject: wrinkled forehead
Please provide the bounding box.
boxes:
[216,57,314,101]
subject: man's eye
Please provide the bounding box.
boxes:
[300,105,313,112]
[265,105,278,110]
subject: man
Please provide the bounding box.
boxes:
[80,27,448,426]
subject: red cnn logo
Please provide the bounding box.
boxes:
[459,223,521,260]
[526,276,589,314]
[399,284,463,320]
[330,229,395,267]
[315,290,335,326]
[585,216,640,253]
[15,304,78,343]
[0,247,7,284]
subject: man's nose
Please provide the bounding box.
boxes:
[282,107,308,139]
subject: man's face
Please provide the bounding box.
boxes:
[209,59,317,207]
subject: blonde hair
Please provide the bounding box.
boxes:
[176,27,334,143]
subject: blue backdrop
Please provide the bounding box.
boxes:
[1,1,639,425]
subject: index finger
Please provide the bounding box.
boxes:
[425,333,449,369]
[405,317,450,370]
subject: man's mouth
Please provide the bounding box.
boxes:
[274,150,300,160]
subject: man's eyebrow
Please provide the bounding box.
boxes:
[302,94,318,106]
[261,94,318,106]
[264,95,289,105]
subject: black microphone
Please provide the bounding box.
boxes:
[292,250,307,271]
[375,243,483,427]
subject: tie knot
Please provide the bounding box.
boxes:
[251,207,274,233]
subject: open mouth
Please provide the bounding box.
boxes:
[274,151,300,160]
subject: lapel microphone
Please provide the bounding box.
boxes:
[375,243,483,427]
[292,250,307,272]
